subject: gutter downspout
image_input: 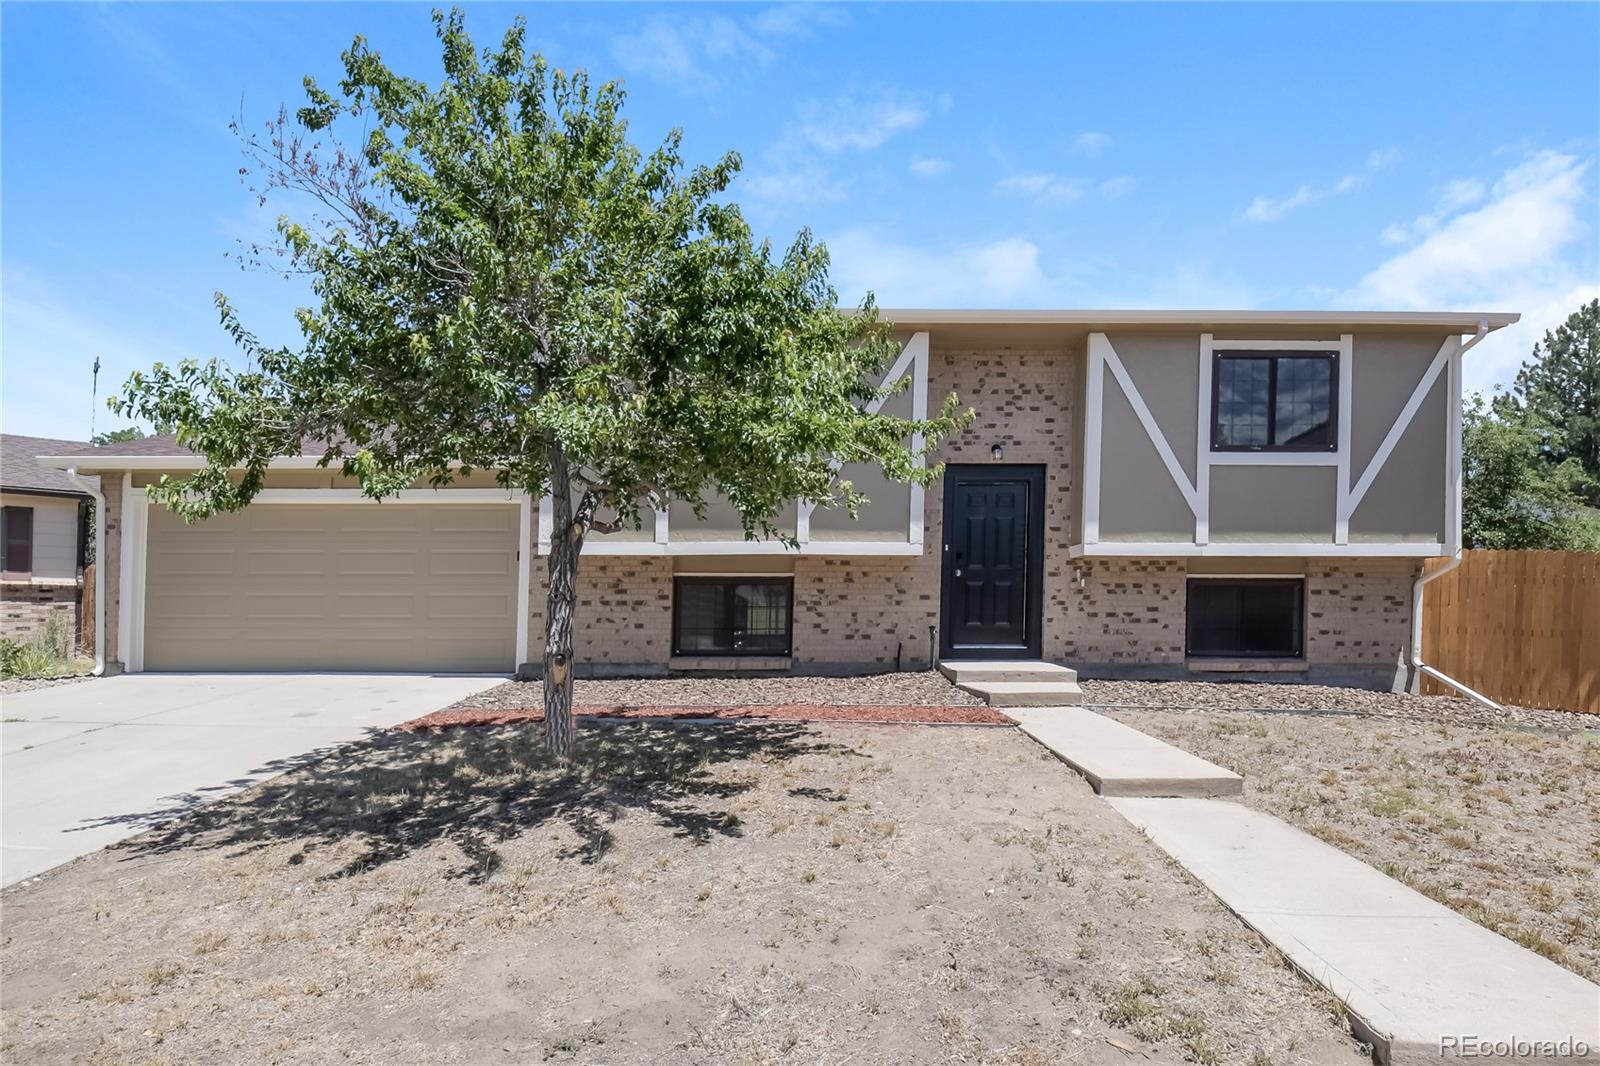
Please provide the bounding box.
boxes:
[63,468,106,676]
[1409,319,1498,712]
[1410,554,1497,710]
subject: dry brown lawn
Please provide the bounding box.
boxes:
[3,720,1364,1066]
[1103,696,1600,983]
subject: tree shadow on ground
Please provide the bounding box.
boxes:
[104,720,863,883]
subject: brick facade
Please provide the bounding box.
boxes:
[513,344,1418,689]
[90,344,1421,690]
[0,583,79,645]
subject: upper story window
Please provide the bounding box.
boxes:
[1211,350,1337,452]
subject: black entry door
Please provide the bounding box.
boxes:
[940,465,1045,659]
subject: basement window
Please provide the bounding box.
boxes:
[672,577,793,656]
[1185,578,1305,659]
[1212,350,1337,451]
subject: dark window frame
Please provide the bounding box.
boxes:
[1210,349,1339,453]
[1185,577,1306,660]
[2,505,34,577]
[671,576,795,658]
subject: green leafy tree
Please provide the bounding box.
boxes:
[113,11,968,758]
[1462,396,1600,551]
[1494,299,1600,504]
[91,427,147,446]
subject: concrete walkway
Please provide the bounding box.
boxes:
[1013,705,1600,1063]
[1007,706,1242,796]
[1112,797,1600,1064]
[2,673,501,885]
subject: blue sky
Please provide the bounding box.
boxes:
[3,2,1597,440]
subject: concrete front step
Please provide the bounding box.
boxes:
[1007,707,1243,797]
[956,680,1085,707]
[939,660,1078,685]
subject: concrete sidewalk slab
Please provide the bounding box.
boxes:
[1110,796,1600,1064]
[1008,706,1243,797]
[2,673,501,885]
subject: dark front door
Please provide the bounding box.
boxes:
[940,465,1045,659]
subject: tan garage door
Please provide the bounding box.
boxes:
[142,503,518,672]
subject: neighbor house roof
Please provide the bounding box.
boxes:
[1,434,97,496]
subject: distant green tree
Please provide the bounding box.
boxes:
[91,427,145,445]
[1462,395,1600,550]
[1494,299,1600,504]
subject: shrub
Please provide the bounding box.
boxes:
[0,613,84,679]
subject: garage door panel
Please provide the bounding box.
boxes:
[143,503,517,672]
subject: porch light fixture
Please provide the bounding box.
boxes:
[990,442,1004,461]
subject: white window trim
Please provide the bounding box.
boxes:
[118,486,531,674]
[1069,540,1445,559]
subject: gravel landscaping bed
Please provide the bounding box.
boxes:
[2,721,1363,1065]
[1094,683,1600,983]
[1081,678,1600,733]
[0,673,96,697]
[453,670,986,712]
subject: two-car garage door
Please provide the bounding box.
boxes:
[141,503,519,673]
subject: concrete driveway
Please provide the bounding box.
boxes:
[1,673,502,886]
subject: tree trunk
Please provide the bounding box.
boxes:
[543,444,588,761]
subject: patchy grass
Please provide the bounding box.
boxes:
[2,721,1362,1065]
[1105,694,1600,982]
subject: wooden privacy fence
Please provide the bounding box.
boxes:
[1420,550,1599,714]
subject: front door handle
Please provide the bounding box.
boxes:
[954,568,963,577]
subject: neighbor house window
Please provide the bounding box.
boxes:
[1212,350,1337,451]
[1,506,33,577]
[672,577,793,656]
[1186,578,1305,659]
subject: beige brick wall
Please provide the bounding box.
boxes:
[1306,558,1417,666]
[525,555,674,675]
[514,345,1418,686]
[0,583,79,645]
[1059,559,1187,664]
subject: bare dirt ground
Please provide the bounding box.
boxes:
[1092,682,1600,983]
[2,720,1363,1066]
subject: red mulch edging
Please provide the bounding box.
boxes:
[398,703,1013,733]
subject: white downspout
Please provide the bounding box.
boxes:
[1409,319,1499,712]
[63,468,106,676]
[1410,554,1497,710]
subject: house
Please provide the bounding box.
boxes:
[35,308,1518,690]
[1,434,95,643]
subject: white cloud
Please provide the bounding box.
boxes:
[1242,184,1317,223]
[1070,131,1110,157]
[747,4,849,38]
[610,6,848,92]
[1439,178,1487,212]
[739,165,848,205]
[1098,176,1136,197]
[909,157,951,178]
[995,171,1088,204]
[1344,150,1597,393]
[1367,147,1402,170]
[799,91,928,152]
[1241,147,1398,223]
[824,229,1049,306]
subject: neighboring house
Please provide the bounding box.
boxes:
[1,434,95,644]
[36,309,1517,689]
